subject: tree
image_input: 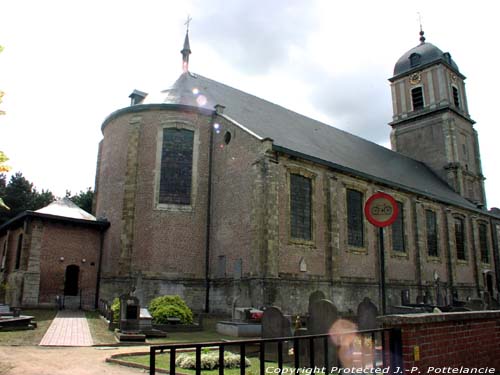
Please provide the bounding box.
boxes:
[66,188,94,214]
[0,152,10,210]
[0,172,55,224]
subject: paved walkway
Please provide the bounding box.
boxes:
[39,310,93,346]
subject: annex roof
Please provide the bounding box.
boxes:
[35,197,97,221]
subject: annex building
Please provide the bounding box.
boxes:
[1,30,500,314]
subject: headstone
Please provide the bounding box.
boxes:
[262,307,292,361]
[416,295,424,304]
[120,294,140,332]
[294,327,311,367]
[307,291,326,317]
[234,259,242,280]
[357,297,378,331]
[308,299,338,367]
[423,291,432,305]
[401,290,410,306]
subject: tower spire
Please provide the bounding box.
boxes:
[181,15,192,73]
[417,12,426,43]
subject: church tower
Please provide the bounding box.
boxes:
[389,30,486,208]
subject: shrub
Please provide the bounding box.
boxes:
[110,297,120,322]
[148,295,193,324]
[175,352,251,370]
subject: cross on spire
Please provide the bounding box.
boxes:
[181,16,192,72]
[185,15,192,33]
[417,12,426,43]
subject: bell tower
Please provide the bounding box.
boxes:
[389,30,486,208]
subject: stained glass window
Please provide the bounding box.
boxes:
[290,174,312,241]
[479,223,489,263]
[347,189,364,247]
[426,210,438,257]
[455,217,466,260]
[392,202,405,252]
[159,128,194,205]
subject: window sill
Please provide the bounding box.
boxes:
[426,256,441,263]
[390,251,409,259]
[348,246,368,255]
[288,238,315,248]
[155,203,194,212]
[456,259,468,265]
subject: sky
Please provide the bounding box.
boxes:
[1,0,499,208]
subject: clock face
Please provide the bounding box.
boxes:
[409,72,421,85]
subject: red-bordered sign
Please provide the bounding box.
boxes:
[364,192,399,228]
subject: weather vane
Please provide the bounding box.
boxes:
[185,15,192,33]
[417,12,425,43]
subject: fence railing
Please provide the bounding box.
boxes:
[149,327,403,375]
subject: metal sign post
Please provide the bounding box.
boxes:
[364,192,399,315]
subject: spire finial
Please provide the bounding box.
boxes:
[181,15,192,73]
[417,12,426,43]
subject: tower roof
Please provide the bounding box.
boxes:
[35,197,96,221]
[393,41,460,78]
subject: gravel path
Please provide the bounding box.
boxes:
[0,346,148,375]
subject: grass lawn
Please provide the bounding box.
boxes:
[119,352,289,375]
[85,311,116,344]
[0,309,57,346]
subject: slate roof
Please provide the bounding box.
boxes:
[159,72,476,209]
[393,42,460,78]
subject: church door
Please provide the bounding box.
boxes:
[64,265,80,296]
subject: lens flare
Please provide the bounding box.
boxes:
[192,88,199,95]
[213,123,220,130]
[196,95,207,106]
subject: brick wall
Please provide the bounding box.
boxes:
[380,311,500,370]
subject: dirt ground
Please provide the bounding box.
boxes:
[0,345,149,375]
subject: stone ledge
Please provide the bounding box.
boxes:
[378,310,500,326]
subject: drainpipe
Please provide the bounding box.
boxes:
[443,208,454,303]
[412,198,423,296]
[204,105,223,313]
[94,222,107,310]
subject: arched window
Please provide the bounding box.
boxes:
[347,189,364,247]
[409,53,421,67]
[454,217,466,260]
[290,173,312,241]
[159,128,195,205]
[452,86,460,108]
[411,87,424,111]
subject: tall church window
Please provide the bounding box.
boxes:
[347,189,364,247]
[290,174,312,241]
[452,86,460,108]
[411,87,424,111]
[426,210,438,257]
[159,128,194,205]
[15,234,23,270]
[455,217,466,260]
[392,201,405,252]
[478,223,489,263]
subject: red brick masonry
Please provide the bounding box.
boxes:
[379,311,500,371]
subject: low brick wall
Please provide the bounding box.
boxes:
[379,311,500,371]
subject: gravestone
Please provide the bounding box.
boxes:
[308,291,326,315]
[120,294,140,332]
[262,307,292,360]
[401,290,410,306]
[416,295,424,304]
[357,297,378,331]
[308,299,338,367]
[116,294,145,341]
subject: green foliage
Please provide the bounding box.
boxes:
[175,352,251,370]
[111,297,120,322]
[0,172,55,223]
[148,295,193,324]
[65,187,94,214]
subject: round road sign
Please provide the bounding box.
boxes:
[364,192,399,228]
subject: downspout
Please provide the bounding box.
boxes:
[443,208,454,303]
[204,106,222,313]
[94,223,107,310]
[412,198,423,296]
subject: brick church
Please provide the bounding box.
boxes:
[1,29,499,314]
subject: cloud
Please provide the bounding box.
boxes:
[192,0,316,74]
